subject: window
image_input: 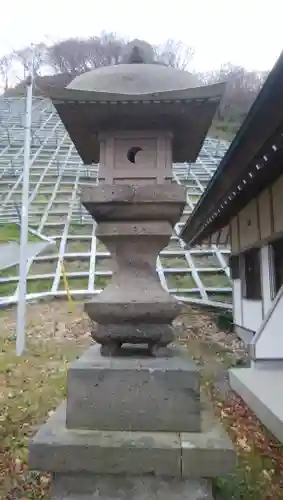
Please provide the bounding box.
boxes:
[127,146,143,164]
[271,238,283,296]
[229,255,240,279]
[243,248,262,300]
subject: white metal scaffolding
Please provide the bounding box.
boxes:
[0,96,232,309]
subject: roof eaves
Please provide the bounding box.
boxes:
[183,124,283,246]
[180,49,283,245]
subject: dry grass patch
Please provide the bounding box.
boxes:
[0,301,91,499]
[176,306,283,499]
[1,302,283,499]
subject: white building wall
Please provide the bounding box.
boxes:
[242,299,263,332]
[232,245,271,336]
[233,279,242,326]
[229,174,283,351]
[251,286,283,359]
[261,245,273,316]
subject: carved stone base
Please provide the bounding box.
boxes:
[93,323,174,357]
[100,343,172,358]
[85,298,182,325]
[28,347,235,493]
[65,345,201,432]
[100,342,122,357]
[81,184,186,355]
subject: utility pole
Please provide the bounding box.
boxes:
[16,64,33,356]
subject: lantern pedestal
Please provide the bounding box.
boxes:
[65,344,201,432]
[29,349,235,499]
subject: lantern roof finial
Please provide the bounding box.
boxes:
[121,39,155,64]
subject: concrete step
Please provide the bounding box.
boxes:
[51,474,214,500]
[29,400,235,479]
[229,366,283,443]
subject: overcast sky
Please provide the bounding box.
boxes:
[1,0,282,72]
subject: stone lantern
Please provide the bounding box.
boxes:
[43,39,225,357]
[29,41,235,500]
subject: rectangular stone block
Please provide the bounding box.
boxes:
[51,474,213,500]
[180,402,236,478]
[66,345,200,432]
[29,398,235,480]
[29,402,181,477]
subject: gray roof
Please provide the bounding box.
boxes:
[43,38,225,165]
[67,63,202,95]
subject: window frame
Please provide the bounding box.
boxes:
[242,247,262,300]
[270,237,283,299]
[229,254,240,280]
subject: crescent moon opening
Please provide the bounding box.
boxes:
[127,146,143,164]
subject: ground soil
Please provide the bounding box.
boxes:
[1,301,283,499]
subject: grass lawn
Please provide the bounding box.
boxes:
[0,224,42,244]
[1,302,283,499]
[208,119,242,143]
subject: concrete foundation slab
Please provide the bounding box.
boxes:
[67,345,200,432]
[29,402,181,477]
[229,367,283,444]
[29,400,235,479]
[51,474,213,500]
[234,324,255,345]
[181,402,235,477]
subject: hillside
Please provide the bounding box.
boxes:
[3,73,74,97]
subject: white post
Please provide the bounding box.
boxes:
[16,71,33,356]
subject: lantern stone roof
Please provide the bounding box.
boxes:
[42,39,226,164]
[67,62,202,95]
[68,38,201,94]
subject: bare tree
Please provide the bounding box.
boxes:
[2,31,269,124]
[199,63,268,121]
[87,32,127,67]
[47,32,127,76]
[155,39,194,69]
[0,53,13,92]
[46,34,194,76]
[13,43,47,79]
[47,38,89,75]
[2,33,194,95]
